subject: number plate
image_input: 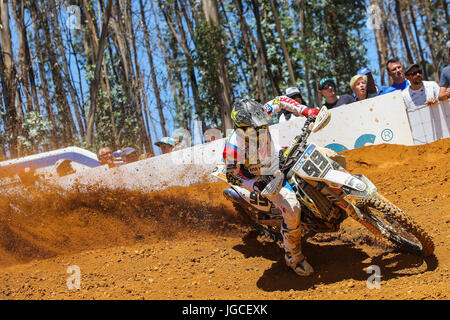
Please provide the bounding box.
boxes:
[292,144,332,179]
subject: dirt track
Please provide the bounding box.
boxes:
[0,139,448,300]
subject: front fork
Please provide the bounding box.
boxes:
[342,194,384,238]
[316,182,384,239]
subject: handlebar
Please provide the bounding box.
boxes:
[279,116,316,174]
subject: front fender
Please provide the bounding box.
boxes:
[341,174,378,198]
[322,169,377,197]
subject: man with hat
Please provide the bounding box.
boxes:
[318,78,354,109]
[155,137,176,154]
[402,63,439,109]
[438,40,450,101]
[280,87,310,122]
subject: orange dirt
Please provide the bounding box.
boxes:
[0,139,448,300]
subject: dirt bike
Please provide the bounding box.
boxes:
[211,107,435,257]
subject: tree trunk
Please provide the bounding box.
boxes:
[233,0,261,98]
[297,0,314,104]
[30,8,58,148]
[151,1,188,130]
[394,0,413,64]
[86,0,113,147]
[370,0,387,86]
[377,0,396,63]
[202,0,233,131]
[139,0,168,138]
[31,1,76,145]
[219,0,251,91]
[251,0,280,96]
[442,0,449,34]
[419,0,440,82]
[158,0,203,129]
[12,0,36,114]
[269,0,296,87]
[1,0,20,157]
[400,0,419,63]
[408,2,428,80]
[49,0,85,138]
[126,0,152,153]
[172,1,205,129]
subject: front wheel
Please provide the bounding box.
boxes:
[356,195,435,257]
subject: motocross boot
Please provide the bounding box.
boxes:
[285,252,314,277]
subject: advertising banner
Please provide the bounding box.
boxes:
[57,92,416,192]
[406,100,450,145]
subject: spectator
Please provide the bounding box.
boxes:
[204,124,222,143]
[155,137,176,154]
[97,147,116,168]
[402,63,439,109]
[357,67,379,94]
[120,147,139,164]
[281,86,308,122]
[380,58,410,95]
[55,159,76,177]
[318,78,354,109]
[173,138,185,151]
[438,40,450,101]
[171,128,191,151]
[350,74,378,102]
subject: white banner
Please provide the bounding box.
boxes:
[406,100,450,145]
[57,91,414,192]
[273,91,414,152]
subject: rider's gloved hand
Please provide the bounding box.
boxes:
[301,107,319,118]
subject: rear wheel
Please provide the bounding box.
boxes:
[356,195,434,257]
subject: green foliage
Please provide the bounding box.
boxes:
[18,112,52,152]
[296,0,368,100]
[194,19,225,125]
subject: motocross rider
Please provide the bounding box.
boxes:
[223,97,319,276]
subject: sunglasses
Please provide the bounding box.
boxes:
[406,69,422,76]
[319,82,335,90]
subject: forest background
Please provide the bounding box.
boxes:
[0,0,448,158]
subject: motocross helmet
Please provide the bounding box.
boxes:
[231,99,274,128]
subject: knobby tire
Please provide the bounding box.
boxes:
[356,195,434,257]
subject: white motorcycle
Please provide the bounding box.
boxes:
[212,107,434,257]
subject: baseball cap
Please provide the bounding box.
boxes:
[319,78,336,90]
[404,63,420,75]
[155,137,176,147]
[357,67,371,75]
[285,87,301,97]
